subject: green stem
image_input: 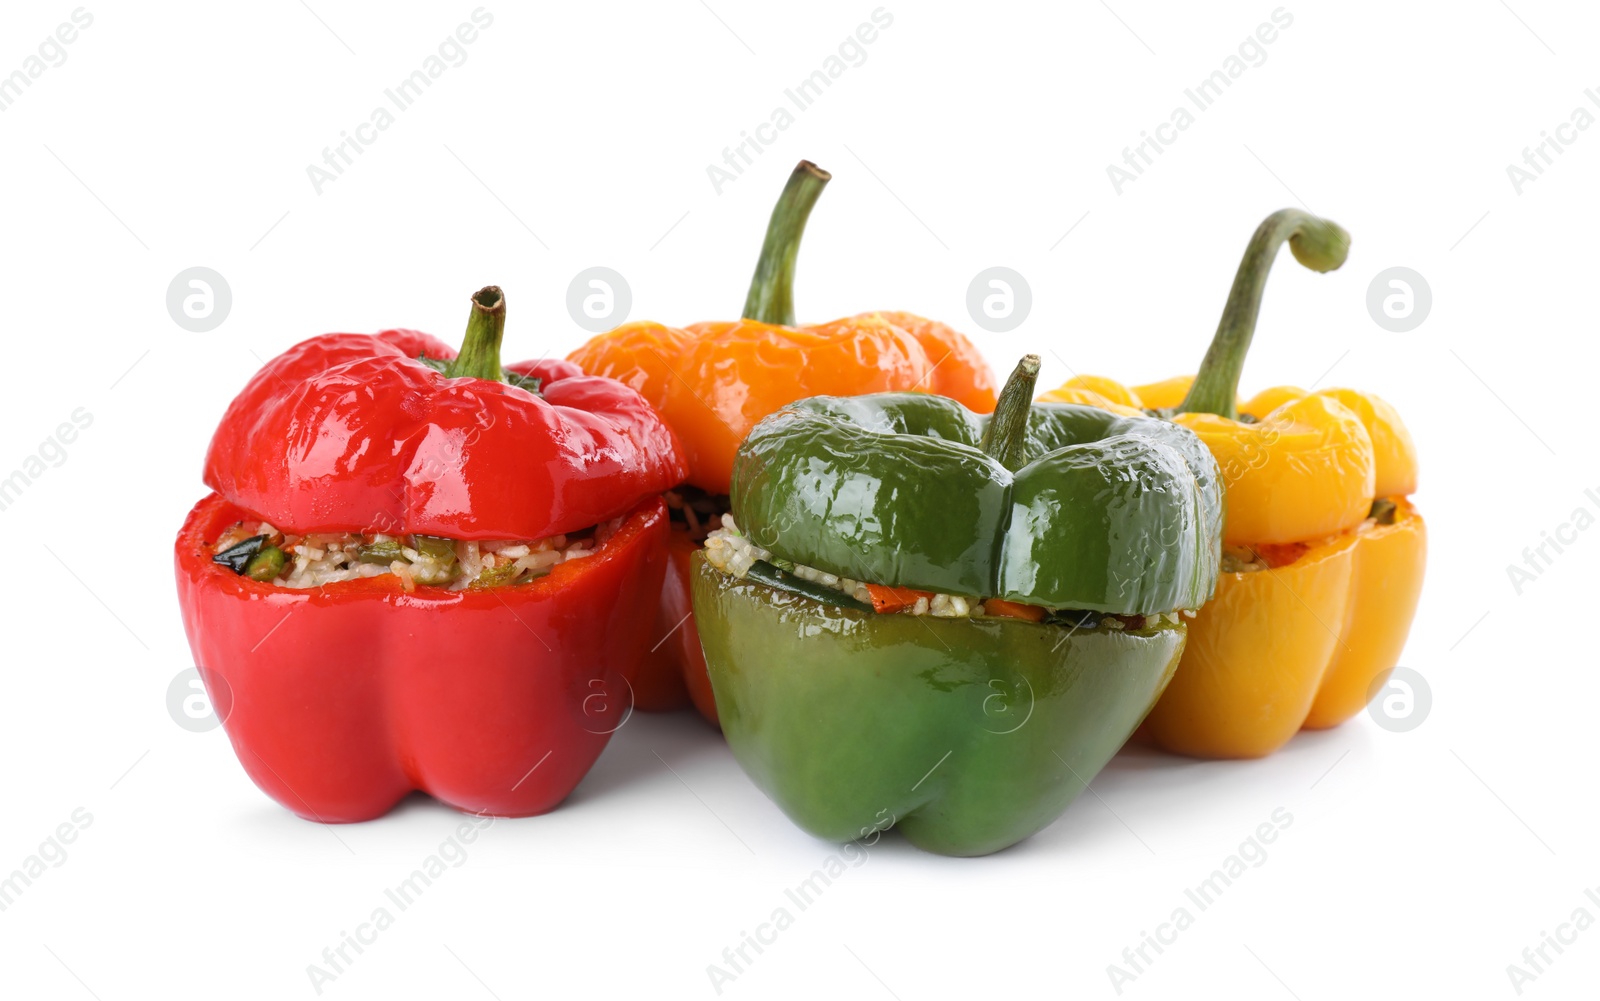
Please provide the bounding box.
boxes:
[741,160,831,325]
[1177,209,1350,419]
[980,355,1041,471]
[445,286,507,381]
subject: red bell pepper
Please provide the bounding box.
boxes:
[628,530,716,715]
[175,287,685,822]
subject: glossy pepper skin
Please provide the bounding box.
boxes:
[1041,210,1426,758]
[568,161,998,720]
[206,330,681,540]
[176,493,668,822]
[176,287,686,820]
[694,559,1184,857]
[733,391,1222,615]
[694,358,1222,856]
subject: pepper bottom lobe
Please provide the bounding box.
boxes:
[692,553,1184,857]
[1142,501,1426,758]
[175,493,670,822]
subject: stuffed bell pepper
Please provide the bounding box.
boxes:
[693,356,1224,856]
[175,286,685,821]
[569,160,997,722]
[1041,210,1426,759]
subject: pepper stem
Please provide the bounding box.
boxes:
[1177,209,1350,419]
[980,355,1041,471]
[446,286,507,381]
[741,160,831,325]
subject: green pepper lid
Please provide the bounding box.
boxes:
[730,373,1224,615]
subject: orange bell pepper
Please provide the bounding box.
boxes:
[569,160,998,722]
[1041,209,1426,758]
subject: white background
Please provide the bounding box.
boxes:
[1,1,1596,998]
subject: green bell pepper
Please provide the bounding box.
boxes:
[692,356,1224,856]
[731,356,1223,614]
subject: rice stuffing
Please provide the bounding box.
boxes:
[703,515,1183,625]
[210,518,623,590]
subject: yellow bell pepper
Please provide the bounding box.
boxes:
[1041,209,1426,758]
